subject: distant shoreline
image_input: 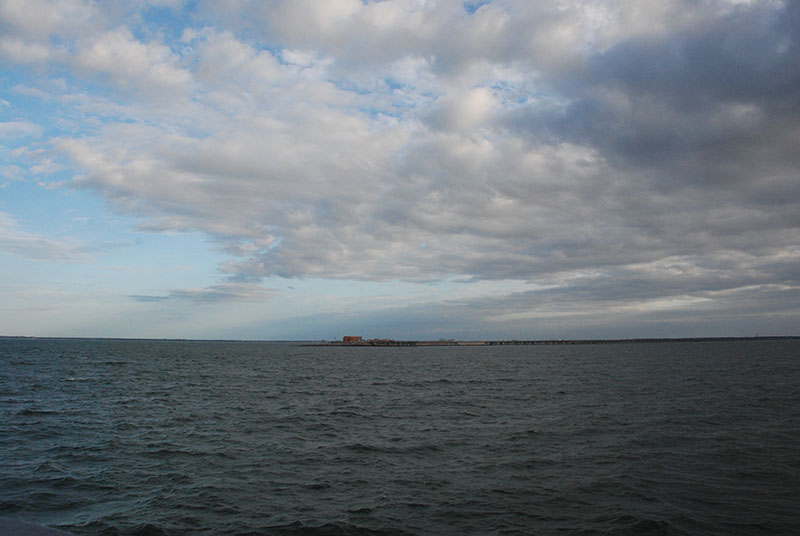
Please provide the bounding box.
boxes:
[310,336,800,347]
[1,335,798,345]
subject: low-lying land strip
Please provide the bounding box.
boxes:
[314,336,797,347]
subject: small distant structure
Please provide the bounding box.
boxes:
[342,336,363,343]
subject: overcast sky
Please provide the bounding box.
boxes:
[1,0,798,340]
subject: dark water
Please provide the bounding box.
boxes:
[1,338,799,536]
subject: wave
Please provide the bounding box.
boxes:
[16,408,61,416]
[68,520,412,536]
[243,521,414,536]
[343,442,442,454]
[4,338,799,536]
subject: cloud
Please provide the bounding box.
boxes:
[0,0,98,38]
[0,37,56,63]
[3,0,799,332]
[130,282,272,304]
[0,211,92,262]
[427,86,498,131]
[73,28,192,97]
[129,294,169,303]
[0,0,99,64]
[0,120,42,139]
[167,282,272,303]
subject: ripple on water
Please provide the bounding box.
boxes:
[1,338,799,535]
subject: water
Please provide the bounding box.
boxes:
[1,338,799,535]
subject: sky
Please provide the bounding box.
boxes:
[1,0,798,340]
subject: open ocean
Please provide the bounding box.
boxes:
[1,337,799,535]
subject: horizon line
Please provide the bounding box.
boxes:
[1,335,798,344]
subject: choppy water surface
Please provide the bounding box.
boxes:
[1,338,799,535]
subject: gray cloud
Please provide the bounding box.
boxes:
[129,294,170,303]
[234,279,800,341]
[129,282,272,304]
[0,211,92,262]
[3,0,798,334]
[166,282,272,303]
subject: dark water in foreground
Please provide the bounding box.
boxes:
[1,338,799,536]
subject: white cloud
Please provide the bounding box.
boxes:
[0,120,43,139]
[0,37,56,63]
[73,28,192,96]
[428,86,498,131]
[0,211,92,262]
[0,0,98,38]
